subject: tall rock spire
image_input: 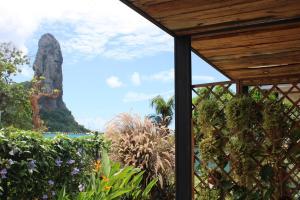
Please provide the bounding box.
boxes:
[33,33,66,110]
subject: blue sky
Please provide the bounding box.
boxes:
[0,0,227,131]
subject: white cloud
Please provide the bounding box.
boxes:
[123,90,173,103]
[0,0,173,59]
[76,116,107,132]
[106,76,123,88]
[131,72,141,86]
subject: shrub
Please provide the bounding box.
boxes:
[106,113,175,199]
[0,128,108,199]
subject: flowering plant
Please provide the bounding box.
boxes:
[57,151,157,200]
[0,128,108,199]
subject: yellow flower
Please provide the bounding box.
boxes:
[101,175,109,182]
[104,186,112,191]
[94,160,101,172]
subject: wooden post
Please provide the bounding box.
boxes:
[236,81,249,95]
[0,110,3,127]
[175,36,192,200]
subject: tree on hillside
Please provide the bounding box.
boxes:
[0,42,33,129]
[150,95,174,127]
[29,76,60,130]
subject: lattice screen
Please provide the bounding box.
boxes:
[192,79,300,200]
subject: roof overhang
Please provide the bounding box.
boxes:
[121,0,300,80]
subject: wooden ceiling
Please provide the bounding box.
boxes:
[122,0,300,80]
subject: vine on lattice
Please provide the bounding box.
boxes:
[192,80,300,200]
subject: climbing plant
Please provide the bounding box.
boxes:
[194,91,300,200]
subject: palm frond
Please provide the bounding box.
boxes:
[150,95,174,127]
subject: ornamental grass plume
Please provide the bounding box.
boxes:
[105,113,175,192]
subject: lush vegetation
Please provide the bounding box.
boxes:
[194,89,300,199]
[0,42,173,199]
[0,43,32,130]
[58,152,157,200]
[0,128,108,199]
[0,82,32,129]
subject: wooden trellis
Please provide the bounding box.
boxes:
[192,77,300,200]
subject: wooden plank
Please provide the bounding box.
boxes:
[240,75,300,85]
[174,36,193,200]
[191,18,300,40]
[134,0,248,18]
[197,39,300,58]
[133,0,300,35]
[192,25,300,51]
[211,51,300,69]
[130,0,174,6]
[192,81,234,89]
[227,64,300,79]
[165,1,300,28]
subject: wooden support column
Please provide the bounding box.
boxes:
[175,36,192,200]
[236,81,249,95]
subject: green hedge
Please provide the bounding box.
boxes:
[0,128,109,199]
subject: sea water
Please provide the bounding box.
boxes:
[43,133,88,138]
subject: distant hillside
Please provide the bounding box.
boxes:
[40,109,89,133]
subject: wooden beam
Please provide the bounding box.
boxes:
[180,16,300,37]
[192,18,300,41]
[240,75,300,85]
[226,63,300,79]
[175,36,192,200]
[212,50,300,69]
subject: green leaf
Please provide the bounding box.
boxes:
[101,150,110,177]
[107,188,133,199]
[142,178,157,197]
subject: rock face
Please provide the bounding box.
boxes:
[31,33,88,132]
[33,33,66,111]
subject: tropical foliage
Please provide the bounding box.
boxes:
[149,95,174,127]
[0,42,168,199]
[106,113,175,199]
[58,151,157,200]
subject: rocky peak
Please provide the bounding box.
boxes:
[33,33,66,110]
